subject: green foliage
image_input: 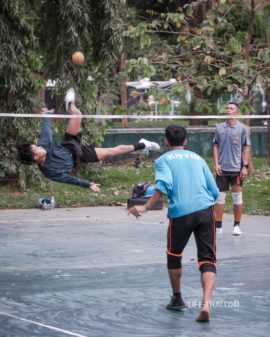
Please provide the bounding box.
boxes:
[0,1,44,184]
[128,102,150,115]
[126,57,156,79]
[124,0,270,116]
[0,0,125,186]
[0,157,269,216]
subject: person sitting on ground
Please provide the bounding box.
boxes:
[17,88,160,193]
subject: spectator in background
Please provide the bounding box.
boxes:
[213,102,251,235]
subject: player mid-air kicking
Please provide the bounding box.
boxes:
[17,88,160,193]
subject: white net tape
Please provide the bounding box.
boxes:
[0,113,269,119]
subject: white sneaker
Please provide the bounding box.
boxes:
[65,88,75,112]
[233,225,242,235]
[216,227,223,234]
[139,138,160,152]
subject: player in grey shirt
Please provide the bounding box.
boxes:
[213,102,251,235]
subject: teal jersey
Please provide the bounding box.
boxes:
[155,149,219,218]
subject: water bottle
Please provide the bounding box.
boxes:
[50,196,55,209]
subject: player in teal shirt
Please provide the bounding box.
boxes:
[155,149,219,218]
[129,125,219,322]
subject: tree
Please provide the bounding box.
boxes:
[0,0,125,186]
[124,0,270,121]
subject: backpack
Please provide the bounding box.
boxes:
[132,182,150,199]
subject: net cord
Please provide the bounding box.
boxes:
[0,113,269,119]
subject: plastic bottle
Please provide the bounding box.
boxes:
[50,196,55,209]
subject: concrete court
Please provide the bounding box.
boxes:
[0,206,269,337]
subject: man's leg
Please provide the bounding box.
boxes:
[194,207,216,322]
[232,184,243,235]
[64,88,82,135]
[215,174,229,232]
[95,145,142,161]
[64,88,160,161]
[166,217,192,311]
[166,266,186,311]
[94,138,160,161]
[66,103,82,135]
[168,268,182,294]
[196,271,216,322]
[214,196,226,232]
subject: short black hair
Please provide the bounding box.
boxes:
[227,101,239,108]
[17,143,35,165]
[165,125,187,146]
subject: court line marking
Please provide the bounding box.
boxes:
[0,311,88,337]
[0,216,166,225]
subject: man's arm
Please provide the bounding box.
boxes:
[240,145,250,179]
[203,161,220,200]
[46,172,100,192]
[213,144,222,176]
[128,190,163,218]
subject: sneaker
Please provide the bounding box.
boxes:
[166,295,186,311]
[233,225,242,235]
[216,227,223,234]
[65,88,75,112]
[139,138,160,152]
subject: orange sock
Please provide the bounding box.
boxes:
[234,204,242,226]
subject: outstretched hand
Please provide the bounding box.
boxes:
[128,205,147,218]
[90,183,101,193]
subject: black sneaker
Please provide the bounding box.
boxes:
[166,295,186,311]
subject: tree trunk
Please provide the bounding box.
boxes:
[188,85,208,126]
[188,101,208,126]
[119,50,128,127]
[243,0,255,169]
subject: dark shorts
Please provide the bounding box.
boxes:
[216,171,243,191]
[61,132,99,167]
[167,206,216,267]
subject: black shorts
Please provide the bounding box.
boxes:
[216,171,242,191]
[61,132,99,167]
[167,206,216,266]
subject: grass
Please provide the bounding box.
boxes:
[0,157,269,216]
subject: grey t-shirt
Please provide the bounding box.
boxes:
[213,121,251,172]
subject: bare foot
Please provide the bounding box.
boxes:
[196,310,210,322]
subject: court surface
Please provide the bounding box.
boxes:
[0,206,269,337]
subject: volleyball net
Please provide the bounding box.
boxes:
[0,113,269,120]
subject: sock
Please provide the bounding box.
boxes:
[215,221,222,228]
[173,292,181,298]
[234,221,240,227]
[134,143,145,151]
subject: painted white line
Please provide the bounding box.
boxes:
[0,216,166,226]
[0,311,88,337]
